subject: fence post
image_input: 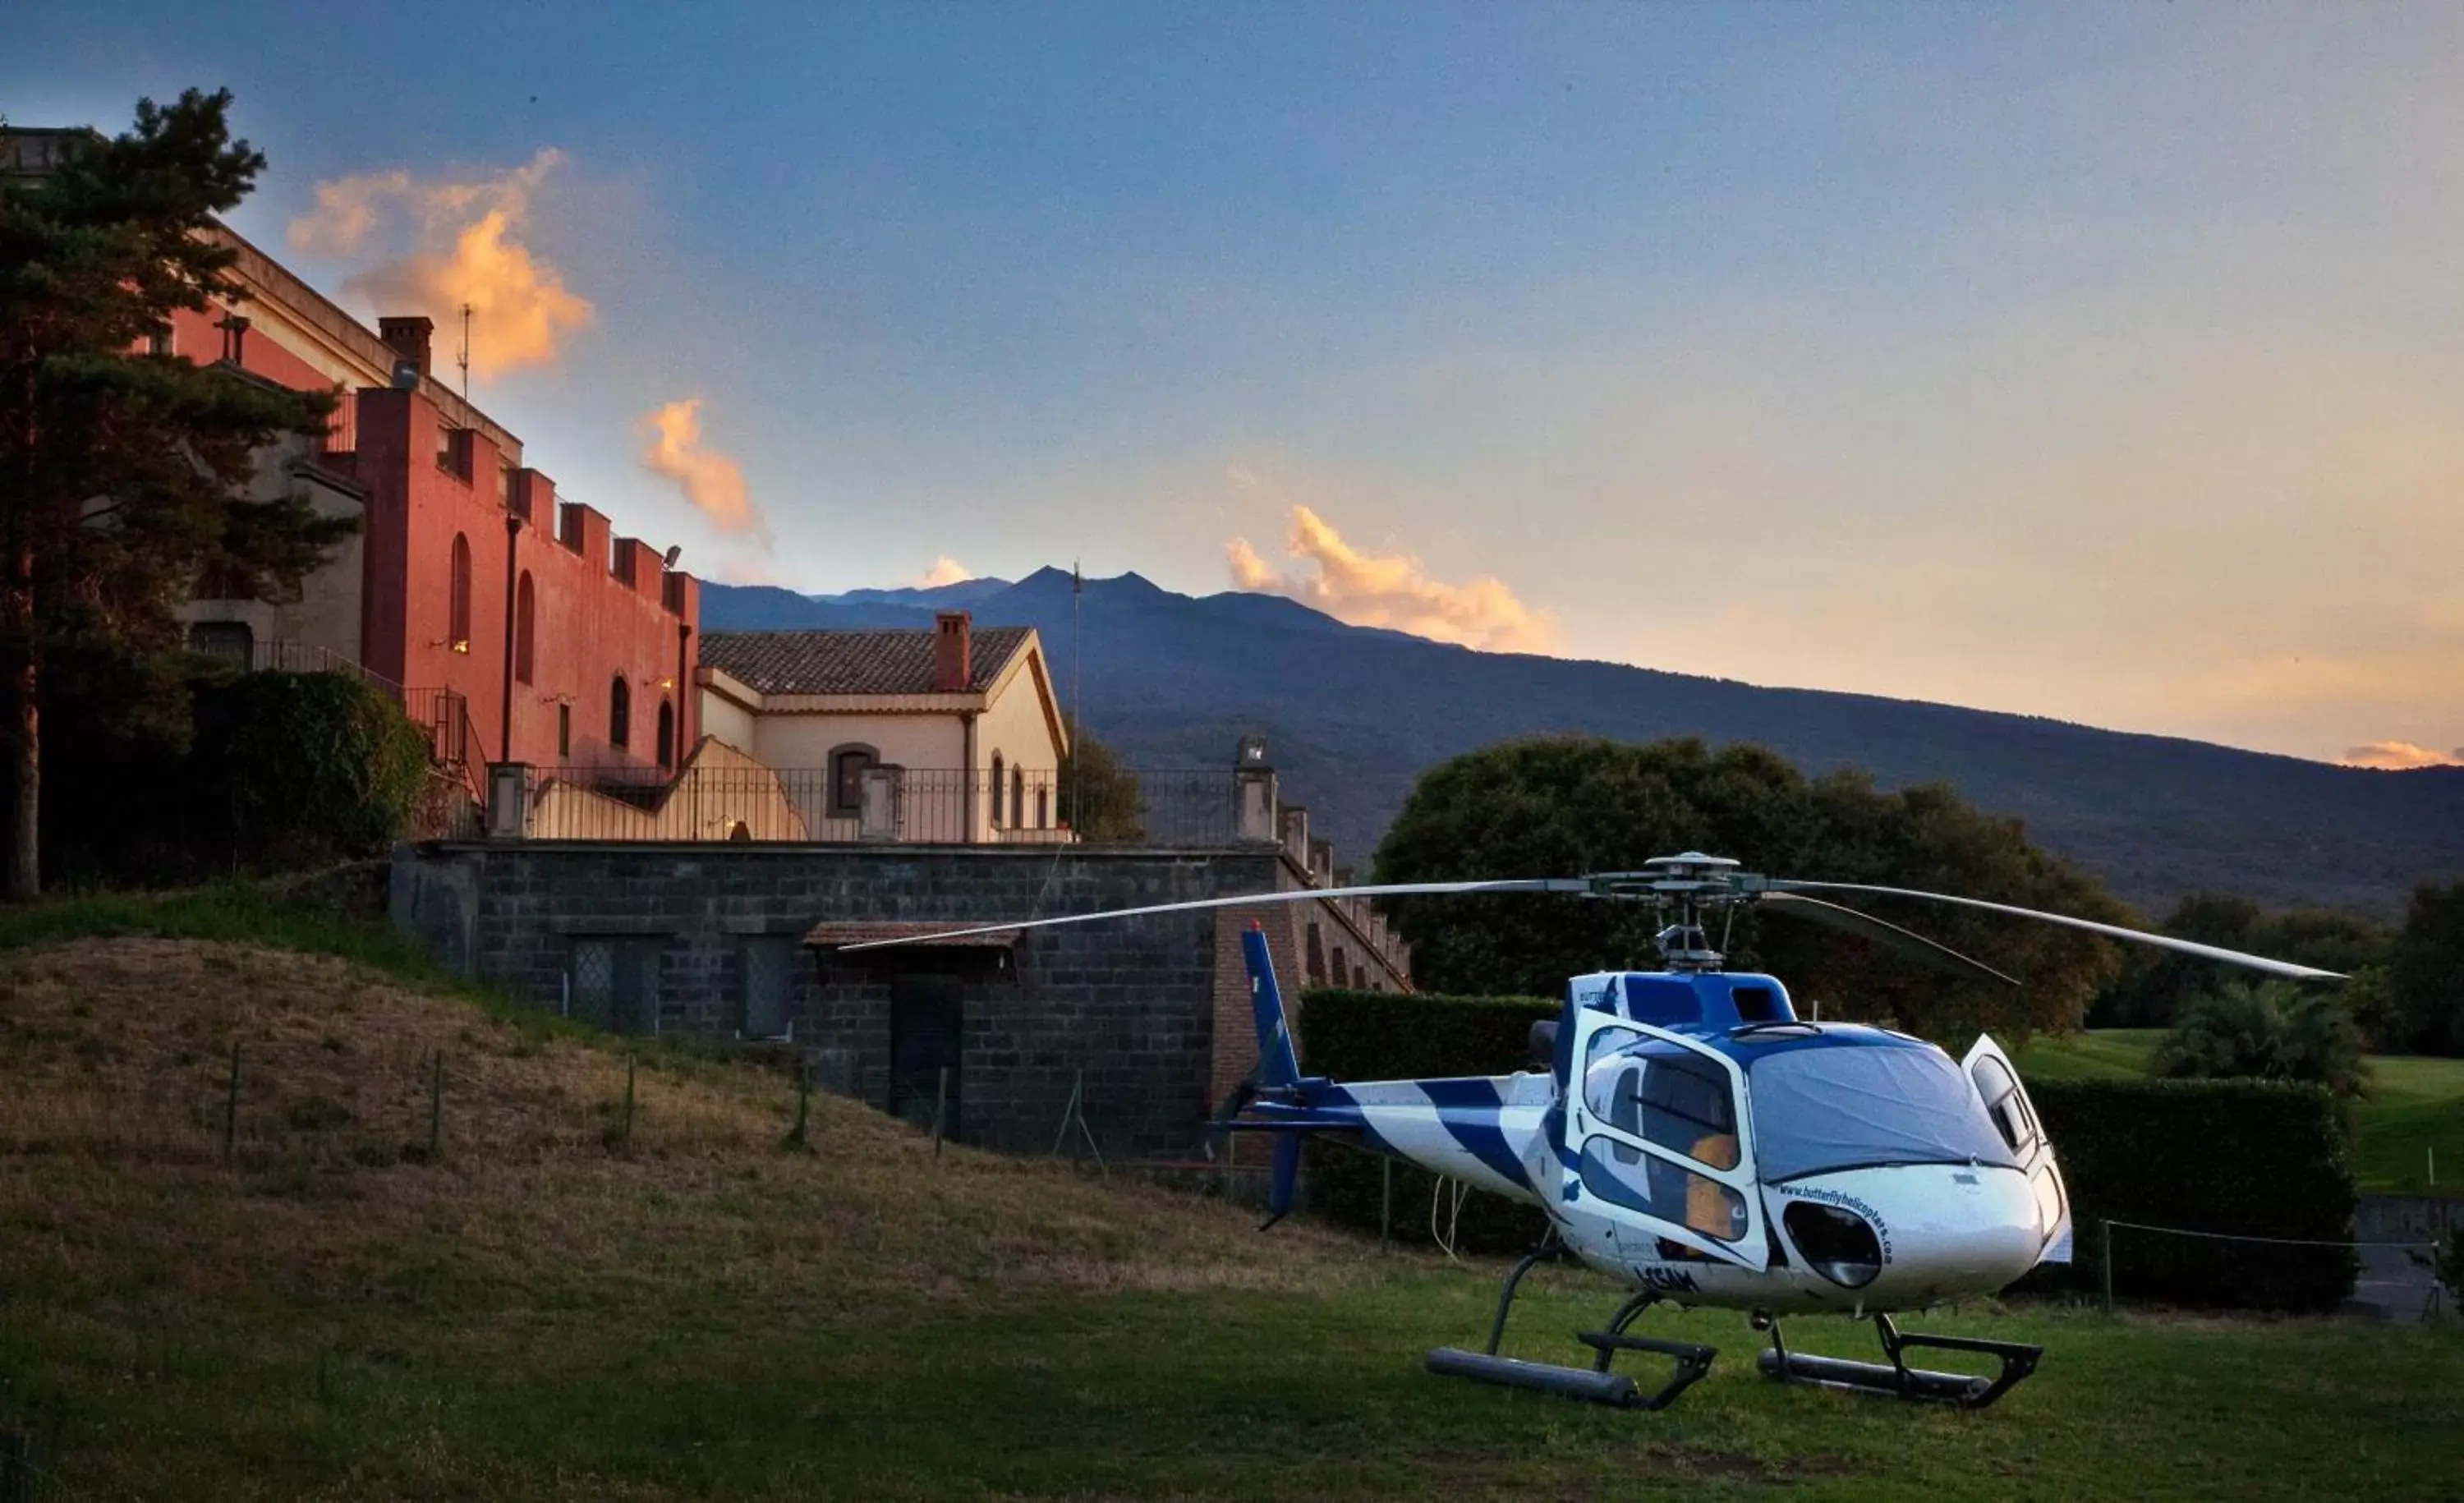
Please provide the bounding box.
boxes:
[622,1052,637,1150]
[2100,1220,2115,1316]
[933,1065,949,1157]
[223,1041,241,1163]
[429,1050,444,1162]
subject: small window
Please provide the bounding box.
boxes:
[1011,766,1025,830]
[989,753,1005,825]
[828,744,879,817]
[557,703,572,760]
[655,701,675,769]
[609,675,631,749]
[448,533,472,649]
[568,937,660,1036]
[513,571,536,685]
[739,937,798,1040]
[1330,945,1348,987]
[1305,922,1326,986]
[186,621,254,664]
[1035,784,1050,830]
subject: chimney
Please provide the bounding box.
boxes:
[378,316,433,379]
[933,611,972,692]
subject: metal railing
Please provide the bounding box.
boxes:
[189,634,405,698]
[518,765,1247,848]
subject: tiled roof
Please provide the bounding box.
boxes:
[701,627,1032,696]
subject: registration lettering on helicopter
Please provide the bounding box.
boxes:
[1634,1266,1700,1294]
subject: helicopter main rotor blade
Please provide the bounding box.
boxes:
[1766,881,2345,981]
[830,878,1589,952]
[1758,892,2021,989]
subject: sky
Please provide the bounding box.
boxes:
[7,2,2462,769]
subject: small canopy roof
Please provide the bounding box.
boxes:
[803,920,1021,950]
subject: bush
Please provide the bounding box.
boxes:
[186,672,429,867]
[1297,987,1558,1253]
[2152,980,2371,1101]
[2025,1078,2356,1312]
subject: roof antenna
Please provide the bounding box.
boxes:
[457,301,472,407]
[1069,558,1083,836]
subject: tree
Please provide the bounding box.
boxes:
[0,89,347,897]
[2090,895,2392,1029]
[1058,726,1146,843]
[2151,980,2372,1101]
[2388,880,2464,1056]
[1371,737,2130,1041]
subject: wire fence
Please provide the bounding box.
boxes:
[2091,1217,2451,1320]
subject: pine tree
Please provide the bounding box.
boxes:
[0,89,348,897]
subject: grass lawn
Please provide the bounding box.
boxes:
[1,935,2458,1501]
[2015,1029,2464,1198]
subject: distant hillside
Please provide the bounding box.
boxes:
[703,570,2464,914]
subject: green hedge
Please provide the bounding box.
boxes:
[1297,987,1559,1254]
[2023,1078,2356,1312]
[1301,991,2359,1309]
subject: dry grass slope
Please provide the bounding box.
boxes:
[2,937,2460,1502]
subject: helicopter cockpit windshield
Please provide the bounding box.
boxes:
[1747,1041,2019,1184]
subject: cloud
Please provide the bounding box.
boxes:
[1224,505,1560,653]
[287,149,592,379]
[639,398,767,540]
[2340,741,2463,770]
[913,556,975,588]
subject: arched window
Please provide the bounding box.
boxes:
[1011,766,1025,832]
[655,700,675,769]
[513,571,536,685]
[989,753,1005,825]
[448,533,472,650]
[609,674,630,749]
[1036,784,1050,830]
[827,743,879,817]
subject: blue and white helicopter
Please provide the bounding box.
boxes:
[849,853,2342,1412]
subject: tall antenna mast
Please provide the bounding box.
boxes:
[457,301,472,407]
[1069,558,1083,837]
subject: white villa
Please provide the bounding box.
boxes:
[695,612,1070,843]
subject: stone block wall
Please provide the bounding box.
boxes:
[393,842,1287,1160]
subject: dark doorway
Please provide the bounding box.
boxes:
[889,973,963,1138]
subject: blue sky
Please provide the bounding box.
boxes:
[10,2,2462,765]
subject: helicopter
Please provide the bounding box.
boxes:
[844,852,2343,1413]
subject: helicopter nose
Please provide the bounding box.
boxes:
[1772,1165,2043,1304]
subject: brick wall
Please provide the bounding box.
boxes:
[393,842,1286,1160]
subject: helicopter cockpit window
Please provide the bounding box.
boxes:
[1579,1141,1749,1243]
[1581,1031,1742,1172]
[1969,1055,2038,1156]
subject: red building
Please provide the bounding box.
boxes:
[168,228,698,779]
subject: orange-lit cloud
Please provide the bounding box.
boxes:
[914,556,975,587]
[640,398,767,540]
[1225,504,1559,653]
[2340,741,2463,770]
[288,149,592,379]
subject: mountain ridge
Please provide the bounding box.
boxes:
[701,572,2464,914]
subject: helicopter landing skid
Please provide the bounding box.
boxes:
[1757,1314,2040,1409]
[1425,1248,1717,1412]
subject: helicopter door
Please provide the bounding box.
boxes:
[1962,1036,2071,1264]
[1565,1010,1770,1271]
